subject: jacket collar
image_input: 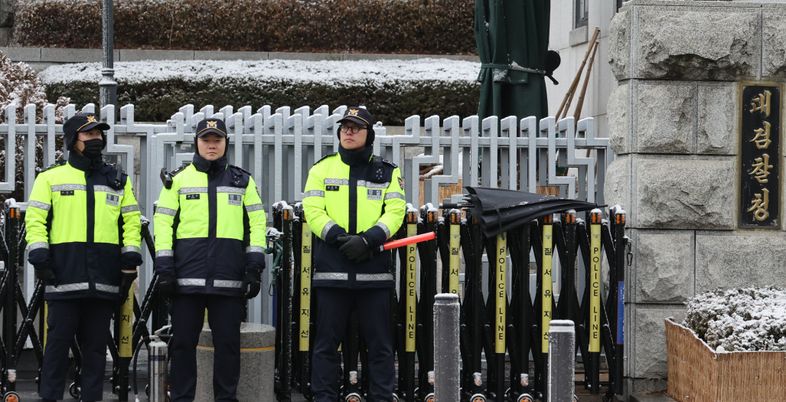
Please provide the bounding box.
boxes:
[338,144,373,167]
[193,152,228,173]
[68,151,102,172]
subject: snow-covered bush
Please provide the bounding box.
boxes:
[15,0,474,54]
[684,287,786,352]
[0,50,69,200]
[41,59,480,124]
[0,51,69,123]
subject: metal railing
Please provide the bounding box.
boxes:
[0,102,612,324]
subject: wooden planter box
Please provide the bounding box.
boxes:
[665,318,786,402]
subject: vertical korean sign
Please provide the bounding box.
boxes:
[740,84,781,228]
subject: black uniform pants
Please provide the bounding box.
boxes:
[169,294,244,402]
[39,298,114,401]
[311,288,394,402]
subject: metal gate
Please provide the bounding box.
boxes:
[0,102,612,324]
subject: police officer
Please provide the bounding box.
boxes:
[153,118,267,402]
[303,106,406,402]
[25,112,142,402]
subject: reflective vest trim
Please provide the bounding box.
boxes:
[384,192,405,200]
[178,187,208,195]
[95,283,120,293]
[324,178,349,186]
[122,245,141,254]
[245,203,265,212]
[157,206,177,216]
[178,278,206,286]
[312,272,394,282]
[313,272,348,281]
[29,200,51,211]
[321,221,337,239]
[121,205,140,213]
[46,282,90,293]
[214,280,243,288]
[356,273,395,282]
[303,190,324,198]
[27,242,49,251]
[93,185,124,196]
[216,186,246,195]
[357,180,390,189]
[51,184,86,192]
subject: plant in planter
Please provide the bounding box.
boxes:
[667,287,786,402]
[684,287,786,352]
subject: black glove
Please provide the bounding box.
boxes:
[325,225,348,247]
[29,248,56,285]
[120,269,138,299]
[244,267,262,299]
[34,264,57,285]
[337,234,372,263]
[121,251,143,269]
[156,272,177,297]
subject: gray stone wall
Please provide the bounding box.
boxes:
[607,0,786,396]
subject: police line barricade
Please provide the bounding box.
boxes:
[0,203,174,402]
[272,200,630,402]
[0,198,626,401]
[271,201,294,400]
[291,202,313,400]
[1,199,25,401]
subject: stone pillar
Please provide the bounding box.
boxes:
[606,0,786,396]
[195,323,276,402]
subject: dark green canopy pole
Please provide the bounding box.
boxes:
[476,0,551,123]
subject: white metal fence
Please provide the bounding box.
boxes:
[0,102,612,324]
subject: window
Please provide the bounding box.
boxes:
[575,0,588,28]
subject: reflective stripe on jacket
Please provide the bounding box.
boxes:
[302,153,406,288]
[154,162,267,296]
[25,157,142,300]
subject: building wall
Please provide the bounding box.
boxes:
[547,1,628,137]
[604,0,786,396]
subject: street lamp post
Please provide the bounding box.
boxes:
[99,0,117,109]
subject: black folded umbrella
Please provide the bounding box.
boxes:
[465,186,598,237]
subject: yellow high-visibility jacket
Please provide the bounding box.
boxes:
[25,155,142,300]
[154,158,267,296]
[303,153,406,288]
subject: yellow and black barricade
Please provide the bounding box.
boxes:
[416,205,438,402]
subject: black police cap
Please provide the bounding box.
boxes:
[338,106,375,129]
[63,112,110,149]
[196,118,228,138]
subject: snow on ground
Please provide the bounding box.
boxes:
[40,58,481,86]
[684,287,786,352]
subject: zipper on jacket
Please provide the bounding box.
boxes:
[207,171,218,283]
[85,171,95,289]
[348,171,357,234]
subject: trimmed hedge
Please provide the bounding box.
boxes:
[45,79,479,125]
[15,0,476,54]
[41,59,480,125]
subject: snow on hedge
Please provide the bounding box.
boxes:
[684,287,786,352]
[40,58,480,87]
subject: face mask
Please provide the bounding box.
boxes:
[82,139,104,158]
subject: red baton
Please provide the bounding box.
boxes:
[379,232,436,252]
